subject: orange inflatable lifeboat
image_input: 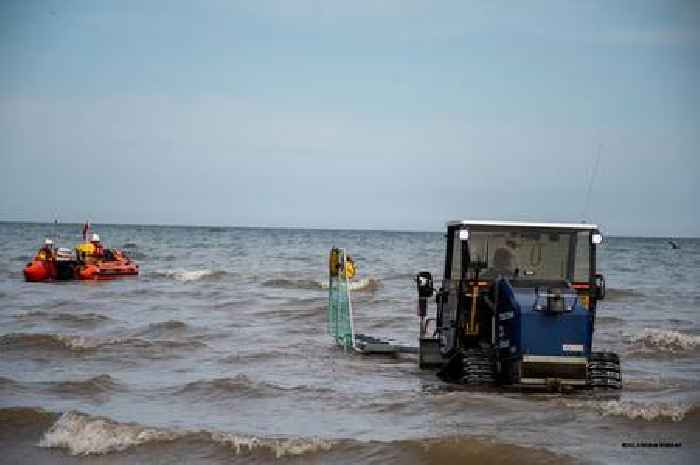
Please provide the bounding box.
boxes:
[77,249,139,280]
[23,240,75,282]
[24,234,139,282]
[23,259,56,282]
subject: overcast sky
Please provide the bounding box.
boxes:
[1,1,698,236]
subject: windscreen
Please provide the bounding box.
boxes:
[465,229,576,281]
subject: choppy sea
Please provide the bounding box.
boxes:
[1,222,698,465]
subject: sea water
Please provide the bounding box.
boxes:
[1,223,698,464]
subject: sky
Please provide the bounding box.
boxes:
[1,0,699,236]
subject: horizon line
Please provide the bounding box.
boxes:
[0,219,697,240]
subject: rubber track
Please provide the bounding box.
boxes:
[588,351,622,389]
[459,347,496,385]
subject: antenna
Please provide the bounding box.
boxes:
[581,143,603,222]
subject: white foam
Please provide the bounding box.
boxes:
[561,400,694,422]
[626,328,699,353]
[320,277,381,291]
[39,411,335,457]
[55,335,130,349]
[211,432,334,458]
[166,270,217,282]
[39,411,182,455]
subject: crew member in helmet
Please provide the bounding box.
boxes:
[90,233,104,258]
[35,239,55,261]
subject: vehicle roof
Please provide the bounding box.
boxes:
[447,220,599,230]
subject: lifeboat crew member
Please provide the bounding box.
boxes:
[35,239,55,261]
[90,233,104,258]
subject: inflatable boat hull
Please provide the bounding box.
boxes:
[78,261,139,280]
[23,260,55,282]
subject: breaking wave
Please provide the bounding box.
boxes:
[262,277,382,291]
[624,328,700,354]
[39,410,185,455]
[37,410,334,457]
[152,269,228,282]
[26,409,574,464]
[211,432,334,459]
[321,277,383,291]
[559,399,697,422]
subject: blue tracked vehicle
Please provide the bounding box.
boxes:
[416,220,621,391]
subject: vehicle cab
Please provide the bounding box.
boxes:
[417,220,613,389]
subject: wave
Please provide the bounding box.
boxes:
[152,269,228,282]
[125,251,147,260]
[261,276,382,291]
[624,328,700,354]
[29,409,574,464]
[0,374,119,398]
[13,311,111,325]
[120,242,146,259]
[622,377,685,392]
[176,375,317,400]
[219,349,294,364]
[321,277,383,291]
[0,333,89,350]
[47,374,119,395]
[0,332,205,352]
[0,407,58,431]
[39,410,185,455]
[0,376,21,392]
[211,432,334,459]
[383,272,417,281]
[37,410,333,457]
[596,315,624,324]
[261,278,326,290]
[605,288,642,301]
[559,399,697,422]
[133,320,188,338]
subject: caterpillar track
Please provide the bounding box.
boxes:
[588,352,622,389]
[460,347,497,385]
[438,347,496,385]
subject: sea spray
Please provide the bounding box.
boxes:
[625,328,699,354]
[39,411,183,455]
[560,399,695,422]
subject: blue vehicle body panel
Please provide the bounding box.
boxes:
[495,279,593,362]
